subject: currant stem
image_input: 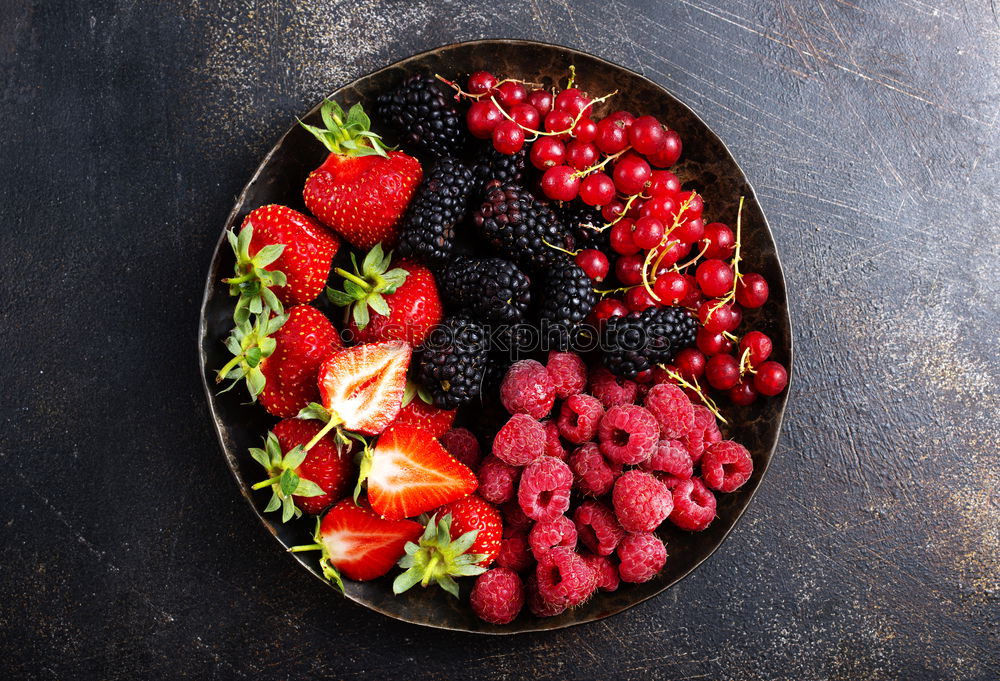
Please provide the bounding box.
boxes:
[542,239,579,257]
[660,365,729,425]
[709,196,746,315]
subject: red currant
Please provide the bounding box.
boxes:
[628,115,667,155]
[575,249,609,282]
[602,200,626,223]
[705,354,741,390]
[653,271,689,305]
[492,119,525,154]
[595,117,630,154]
[613,153,652,195]
[726,303,743,331]
[679,191,704,219]
[634,369,653,384]
[565,140,599,170]
[530,137,566,170]
[652,239,685,268]
[508,102,540,130]
[496,81,527,108]
[633,217,664,249]
[606,110,635,127]
[554,88,591,117]
[591,298,627,323]
[579,172,616,206]
[679,274,701,307]
[673,348,706,380]
[648,129,682,167]
[467,71,498,96]
[696,327,732,356]
[753,361,788,396]
[614,254,645,286]
[640,195,679,222]
[728,379,758,406]
[736,273,770,308]
[610,219,640,255]
[572,117,598,143]
[674,217,705,244]
[467,100,503,139]
[700,222,735,260]
[695,259,734,297]
[540,164,580,201]
[698,300,735,333]
[625,286,657,312]
[648,170,681,197]
[544,110,575,138]
[527,89,553,116]
[738,331,772,366]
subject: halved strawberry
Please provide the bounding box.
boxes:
[390,382,456,438]
[291,499,422,586]
[361,423,478,520]
[316,340,411,435]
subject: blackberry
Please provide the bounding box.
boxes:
[537,257,599,350]
[396,157,474,266]
[470,144,526,195]
[602,306,698,378]
[416,316,490,409]
[473,182,574,273]
[559,201,609,251]
[376,72,467,159]
[438,257,531,323]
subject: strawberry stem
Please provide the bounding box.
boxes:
[335,267,373,291]
[288,543,324,553]
[304,416,344,451]
[251,475,281,490]
[215,353,244,384]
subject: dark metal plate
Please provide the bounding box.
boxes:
[198,39,793,634]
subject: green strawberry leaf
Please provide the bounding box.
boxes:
[352,301,370,330]
[296,402,332,422]
[253,243,285,267]
[294,479,325,498]
[246,367,266,398]
[361,243,386,277]
[367,293,390,317]
[326,287,355,307]
[264,491,281,513]
[283,444,307,471]
[281,494,298,523]
[249,447,270,469]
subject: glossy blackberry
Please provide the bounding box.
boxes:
[602,306,698,378]
[559,201,609,251]
[396,157,474,266]
[416,316,490,409]
[538,257,598,351]
[376,72,467,159]
[473,181,574,273]
[470,144,527,195]
[439,257,531,323]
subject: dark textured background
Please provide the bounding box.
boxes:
[1,1,997,679]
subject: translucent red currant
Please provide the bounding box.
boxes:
[728,379,758,406]
[673,348,706,380]
[579,172,616,206]
[625,286,657,312]
[695,259,735,298]
[613,153,652,195]
[652,271,689,305]
[527,89,553,116]
[633,217,665,250]
[649,129,682,167]
[467,100,504,139]
[700,222,735,260]
[753,361,788,396]
[595,117,630,154]
[705,354,741,390]
[575,249,610,282]
[566,140,599,170]
[610,219,640,256]
[530,136,566,170]
[628,115,667,155]
[492,119,525,154]
[540,164,580,201]
[736,272,770,308]
[508,102,540,130]
[738,331,772,366]
[614,254,645,286]
[496,81,527,107]
[467,71,498,95]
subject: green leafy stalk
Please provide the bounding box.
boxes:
[392,514,487,598]
[216,311,287,399]
[325,243,409,330]
[249,431,327,524]
[300,100,390,158]
[222,223,288,324]
[288,517,344,593]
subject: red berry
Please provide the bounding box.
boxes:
[668,478,716,531]
[633,217,665,249]
[530,136,566,169]
[674,217,704,244]
[595,117,630,154]
[606,110,635,127]
[566,140,599,170]
[470,568,524,624]
[679,191,704,219]
[738,331,773,366]
[696,327,731,356]
[589,366,640,408]
[616,531,667,583]
[501,359,556,418]
[678,273,701,307]
[493,413,546,466]
[698,300,735,333]
[728,379,758,406]
[591,298,627,324]
[695,259,735,297]
[736,273,770,308]
[557,393,605,444]
[492,119,525,154]
[648,170,681,197]
[540,165,581,201]
[613,470,672,533]
[640,195,678,222]
[705,354,740,390]
[496,80,527,107]
[467,100,504,139]
[651,239,685,268]
[644,383,695,438]
[624,286,657,312]
[753,361,788,396]
[653,271,689,305]
[613,153,652,195]
[628,115,667,155]
[509,102,540,130]
[614,253,645,286]
[554,88,591,117]
[477,456,520,505]
[575,248,610,282]
[572,117,598,143]
[598,404,659,465]
[467,71,498,95]
[701,441,753,493]
[544,110,575,138]
[528,89,553,116]
[579,172,615,206]
[546,351,588,399]
[673,348,706,380]
[649,129,682,167]
[700,222,735,259]
[726,304,743,331]
[574,500,625,554]
[609,219,640,255]
[518,457,573,522]
[601,199,626,223]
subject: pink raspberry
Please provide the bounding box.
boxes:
[496,529,534,573]
[612,470,673,532]
[546,351,587,398]
[580,552,620,592]
[680,405,716,463]
[528,515,577,560]
[588,366,639,408]
[527,574,567,617]
[518,456,572,521]
[477,455,521,504]
[669,477,717,531]
[535,547,596,607]
[644,383,695,439]
[501,359,556,419]
[567,442,621,497]
[574,500,625,556]
[598,405,659,465]
[704,420,722,445]
[616,532,667,583]
[542,419,567,460]
[701,440,753,492]
[493,413,545,466]
[470,567,525,624]
[640,439,693,479]
[500,499,533,530]
[440,427,481,471]
[556,394,605,444]
[655,473,688,490]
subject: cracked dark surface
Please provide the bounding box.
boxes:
[1,1,996,680]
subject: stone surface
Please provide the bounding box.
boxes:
[1,1,997,680]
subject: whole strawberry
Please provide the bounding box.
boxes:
[392,512,490,598]
[224,204,340,321]
[435,494,503,567]
[327,244,442,346]
[302,100,422,250]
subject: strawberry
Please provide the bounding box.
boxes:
[314,340,412,435]
[216,304,342,417]
[291,499,423,587]
[301,100,422,250]
[360,423,478,520]
[390,382,455,438]
[392,512,490,598]
[249,419,355,521]
[327,244,443,346]
[436,495,503,567]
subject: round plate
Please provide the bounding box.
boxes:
[199,39,792,633]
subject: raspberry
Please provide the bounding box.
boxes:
[496,528,534,573]
[518,456,573,521]
[701,440,753,492]
[440,427,481,471]
[477,455,521,504]
[669,477,717,531]
[640,439,693,479]
[543,419,567,460]
[656,474,687,490]
[529,515,578,559]
[501,359,556,419]
[500,499,533,530]
[493,413,546,466]
[568,443,621,497]
[535,547,596,607]
[527,574,567,617]
[581,552,620,592]
[546,351,587,398]
[598,405,659,465]
[643,383,695,438]
[612,470,673,532]
[616,532,667,583]
[574,500,626,556]
[588,366,639,408]
[680,405,718,464]
[470,567,525,624]
[556,394,605,444]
